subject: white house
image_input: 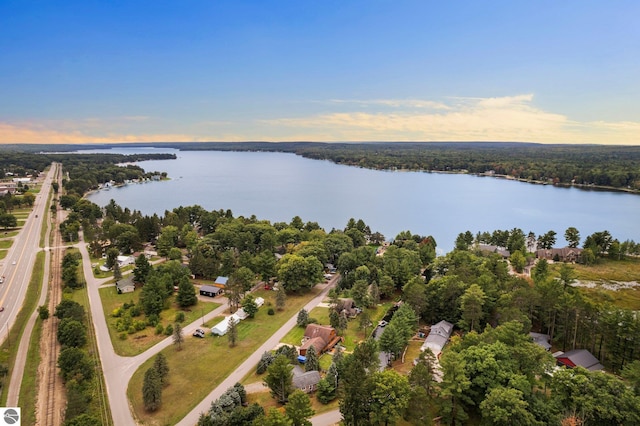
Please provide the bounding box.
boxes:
[211,313,243,336]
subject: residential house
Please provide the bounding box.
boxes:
[116,277,135,294]
[420,320,454,357]
[214,276,229,289]
[211,313,243,336]
[554,349,604,371]
[477,244,510,258]
[336,298,360,318]
[292,370,321,393]
[199,285,222,297]
[529,332,552,351]
[536,247,584,263]
[117,255,135,267]
[299,324,342,356]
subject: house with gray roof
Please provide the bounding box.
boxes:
[420,320,454,357]
[199,285,222,297]
[116,277,135,294]
[555,349,604,371]
[292,370,321,393]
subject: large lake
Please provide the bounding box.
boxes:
[85,147,640,253]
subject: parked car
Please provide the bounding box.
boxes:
[378,320,388,327]
[193,328,205,338]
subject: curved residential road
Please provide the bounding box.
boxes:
[78,236,232,426]
[311,409,342,426]
[176,275,339,426]
[79,228,340,425]
[5,164,58,405]
[0,165,56,345]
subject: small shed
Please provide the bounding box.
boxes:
[200,285,222,297]
[214,276,229,288]
[255,297,265,308]
[116,277,135,294]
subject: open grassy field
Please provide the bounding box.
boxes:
[127,286,326,425]
[552,257,640,282]
[0,240,12,249]
[99,285,221,356]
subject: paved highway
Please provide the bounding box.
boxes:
[0,165,56,345]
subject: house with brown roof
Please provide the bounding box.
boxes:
[299,324,342,356]
[536,247,583,262]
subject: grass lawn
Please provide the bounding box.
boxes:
[1,231,19,238]
[99,285,221,356]
[280,302,393,352]
[127,286,325,425]
[246,389,340,418]
[580,287,640,311]
[0,251,6,260]
[552,257,640,282]
[0,240,12,249]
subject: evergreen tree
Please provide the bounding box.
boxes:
[285,390,315,426]
[228,317,238,347]
[177,276,198,307]
[143,367,162,411]
[173,322,184,350]
[134,253,152,283]
[296,309,309,327]
[264,355,294,403]
[304,345,319,372]
[276,287,287,310]
[153,353,170,386]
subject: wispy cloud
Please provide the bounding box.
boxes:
[262,94,640,144]
[1,95,639,144]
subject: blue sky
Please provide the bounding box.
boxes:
[1,1,639,144]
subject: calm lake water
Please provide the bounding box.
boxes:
[84,147,640,253]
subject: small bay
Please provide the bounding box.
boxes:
[85,147,640,253]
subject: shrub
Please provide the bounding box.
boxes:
[155,324,164,335]
[147,314,159,327]
[164,324,174,336]
[119,333,127,340]
[267,308,275,316]
[175,311,185,323]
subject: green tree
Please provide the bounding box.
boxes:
[402,277,427,320]
[304,345,319,372]
[379,322,405,359]
[54,299,85,321]
[316,377,336,404]
[369,370,411,426]
[459,283,487,331]
[173,322,184,350]
[57,318,87,348]
[177,277,198,307]
[0,213,17,229]
[133,254,152,283]
[509,250,526,273]
[105,247,120,269]
[564,227,581,248]
[241,294,259,318]
[57,347,93,383]
[143,367,162,411]
[226,276,245,313]
[296,309,309,328]
[233,266,255,291]
[277,254,324,293]
[258,408,292,426]
[139,275,165,316]
[153,353,170,386]
[285,389,315,426]
[227,316,238,347]
[358,310,373,338]
[276,287,287,310]
[479,386,538,426]
[157,225,179,257]
[558,263,577,290]
[439,351,471,426]
[264,355,294,403]
[112,262,122,281]
[537,230,557,250]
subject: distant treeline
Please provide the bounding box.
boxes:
[4,142,640,191]
[0,151,175,184]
